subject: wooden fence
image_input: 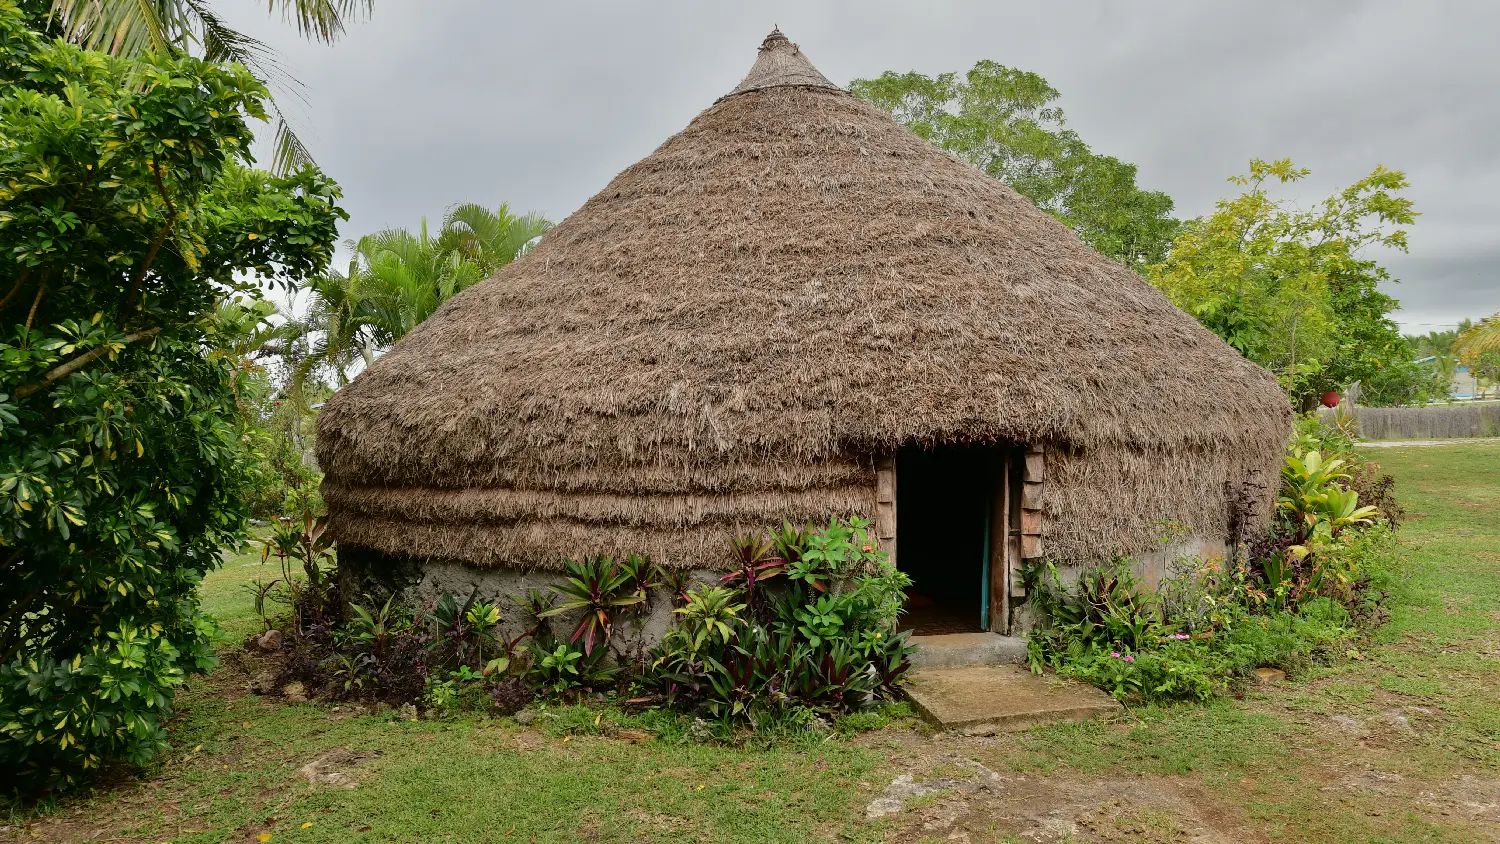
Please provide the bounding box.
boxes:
[1321,404,1500,440]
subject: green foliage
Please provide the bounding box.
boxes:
[1279,450,1377,537]
[524,639,617,696]
[850,61,1179,269]
[1026,555,1358,702]
[648,517,915,723]
[539,556,649,656]
[291,203,551,392]
[1454,314,1500,362]
[51,0,374,175]
[0,3,343,790]
[721,533,785,608]
[1027,429,1398,703]
[426,591,512,677]
[260,511,336,633]
[1146,158,1419,406]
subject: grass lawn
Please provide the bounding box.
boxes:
[6,442,1500,842]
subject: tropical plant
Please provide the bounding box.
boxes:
[721,533,785,610]
[539,557,647,656]
[653,566,694,606]
[427,591,511,676]
[669,586,747,657]
[261,510,336,631]
[0,2,344,789]
[49,0,373,173]
[1454,314,1500,362]
[1278,450,1378,542]
[289,204,549,393]
[435,202,551,276]
[343,596,404,659]
[525,639,617,695]
[647,518,912,722]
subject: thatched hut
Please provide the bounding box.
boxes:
[317,29,1290,636]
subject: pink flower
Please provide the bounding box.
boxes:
[1173,633,1190,640]
[1110,652,1121,658]
[1124,655,1135,662]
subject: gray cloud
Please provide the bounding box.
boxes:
[224,0,1500,332]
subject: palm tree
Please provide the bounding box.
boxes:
[48,0,373,173]
[285,254,386,402]
[1454,314,1500,363]
[287,204,551,395]
[437,203,552,276]
[215,298,302,363]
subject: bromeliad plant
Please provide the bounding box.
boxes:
[541,556,648,655]
[721,533,787,611]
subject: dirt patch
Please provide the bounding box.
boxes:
[851,731,1255,843]
[297,747,381,789]
[1325,769,1500,825]
[872,767,1255,843]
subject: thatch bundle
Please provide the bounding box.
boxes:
[317,30,1291,571]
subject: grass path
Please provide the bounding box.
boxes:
[6,443,1499,842]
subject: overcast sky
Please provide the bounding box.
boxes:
[225,0,1499,334]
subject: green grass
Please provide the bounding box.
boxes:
[9,442,1500,842]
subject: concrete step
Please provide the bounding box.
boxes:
[902,664,1122,734]
[908,632,1028,669]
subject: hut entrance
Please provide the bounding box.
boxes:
[894,444,1009,635]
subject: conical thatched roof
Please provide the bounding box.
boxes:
[318,30,1291,570]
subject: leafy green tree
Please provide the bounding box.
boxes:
[48,0,373,172]
[850,61,1179,268]
[1146,159,1419,408]
[0,2,343,789]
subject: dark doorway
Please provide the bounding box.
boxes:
[896,444,993,635]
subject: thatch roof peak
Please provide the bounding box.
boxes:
[722,27,842,100]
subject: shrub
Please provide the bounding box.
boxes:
[0,4,343,792]
[1026,554,1361,702]
[646,517,915,723]
[262,517,915,727]
[1026,419,1399,703]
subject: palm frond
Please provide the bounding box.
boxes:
[270,113,316,175]
[186,1,273,66]
[265,0,372,44]
[50,0,182,55]
[1454,315,1500,363]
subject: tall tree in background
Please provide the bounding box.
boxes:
[48,0,373,173]
[851,61,1179,269]
[1454,315,1500,396]
[1146,158,1420,408]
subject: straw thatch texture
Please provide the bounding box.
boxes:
[317,30,1291,571]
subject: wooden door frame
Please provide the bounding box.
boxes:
[880,445,1022,635]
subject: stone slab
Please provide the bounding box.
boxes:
[909,633,1027,669]
[903,664,1121,734]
